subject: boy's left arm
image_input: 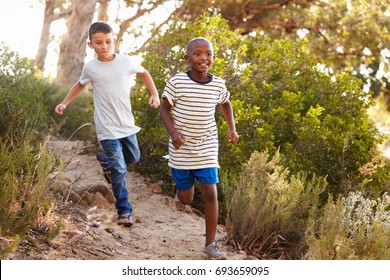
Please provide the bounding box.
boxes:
[137,70,160,109]
[220,100,239,144]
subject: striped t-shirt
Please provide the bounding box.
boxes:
[162,71,230,170]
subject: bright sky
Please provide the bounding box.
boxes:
[0,0,43,59]
[0,0,174,76]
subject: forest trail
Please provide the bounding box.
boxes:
[10,139,247,260]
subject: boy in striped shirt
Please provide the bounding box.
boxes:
[160,37,239,259]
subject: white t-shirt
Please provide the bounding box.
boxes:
[79,54,145,141]
[162,72,230,170]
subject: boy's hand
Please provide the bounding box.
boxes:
[54,104,67,116]
[228,130,239,144]
[149,95,160,109]
[171,132,186,150]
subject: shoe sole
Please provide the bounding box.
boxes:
[117,216,133,227]
[201,252,227,260]
[117,222,133,227]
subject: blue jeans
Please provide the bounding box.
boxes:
[96,134,140,217]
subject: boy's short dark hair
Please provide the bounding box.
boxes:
[89,22,113,41]
[186,37,212,55]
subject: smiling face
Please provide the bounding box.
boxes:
[87,31,116,62]
[185,38,214,79]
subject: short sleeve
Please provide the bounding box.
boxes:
[127,55,146,74]
[79,66,90,85]
[162,77,176,106]
[219,82,230,104]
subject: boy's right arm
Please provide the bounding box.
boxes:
[160,98,186,149]
[54,81,86,116]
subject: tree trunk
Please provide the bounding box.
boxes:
[34,1,55,72]
[35,0,72,72]
[97,0,110,22]
[56,0,97,86]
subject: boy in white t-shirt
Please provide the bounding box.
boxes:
[55,22,160,227]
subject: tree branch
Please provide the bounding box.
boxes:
[115,0,169,52]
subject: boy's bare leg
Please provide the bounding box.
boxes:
[176,187,194,205]
[200,184,218,246]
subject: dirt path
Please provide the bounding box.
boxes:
[10,139,246,260]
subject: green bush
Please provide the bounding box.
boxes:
[226,36,387,197]
[45,83,95,141]
[0,43,63,258]
[0,43,49,137]
[0,133,62,259]
[222,150,326,259]
[306,191,390,259]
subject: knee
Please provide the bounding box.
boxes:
[125,151,140,165]
[180,195,193,205]
[109,157,127,176]
[178,192,193,205]
[202,186,218,204]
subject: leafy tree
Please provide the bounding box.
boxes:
[35,0,390,97]
[169,0,390,97]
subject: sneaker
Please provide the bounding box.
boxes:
[202,241,227,260]
[117,213,133,227]
[175,192,187,212]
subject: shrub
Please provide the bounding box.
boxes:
[0,133,62,258]
[305,191,390,259]
[0,43,62,258]
[222,150,326,259]
[0,43,50,138]
[227,36,387,197]
[45,82,95,141]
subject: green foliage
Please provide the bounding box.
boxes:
[232,36,385,197]
[0,42,93,141]
[0,43,63,258]
[0,43,49,137]
[222,150,326,259]
[131,92,172,185]
[177,0,390,97]
[0,133,62,258]
[306,192,390,260]
[134,15,387,199]
[46,83,95,141]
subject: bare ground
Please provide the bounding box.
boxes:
[10,139,248,260]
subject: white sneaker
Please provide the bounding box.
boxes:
[202,241,227,260]
[175,193,187,212]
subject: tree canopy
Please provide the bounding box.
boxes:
[34,0,390,96]
[173,0,390,97]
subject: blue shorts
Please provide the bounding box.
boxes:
[171,168,219,191]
